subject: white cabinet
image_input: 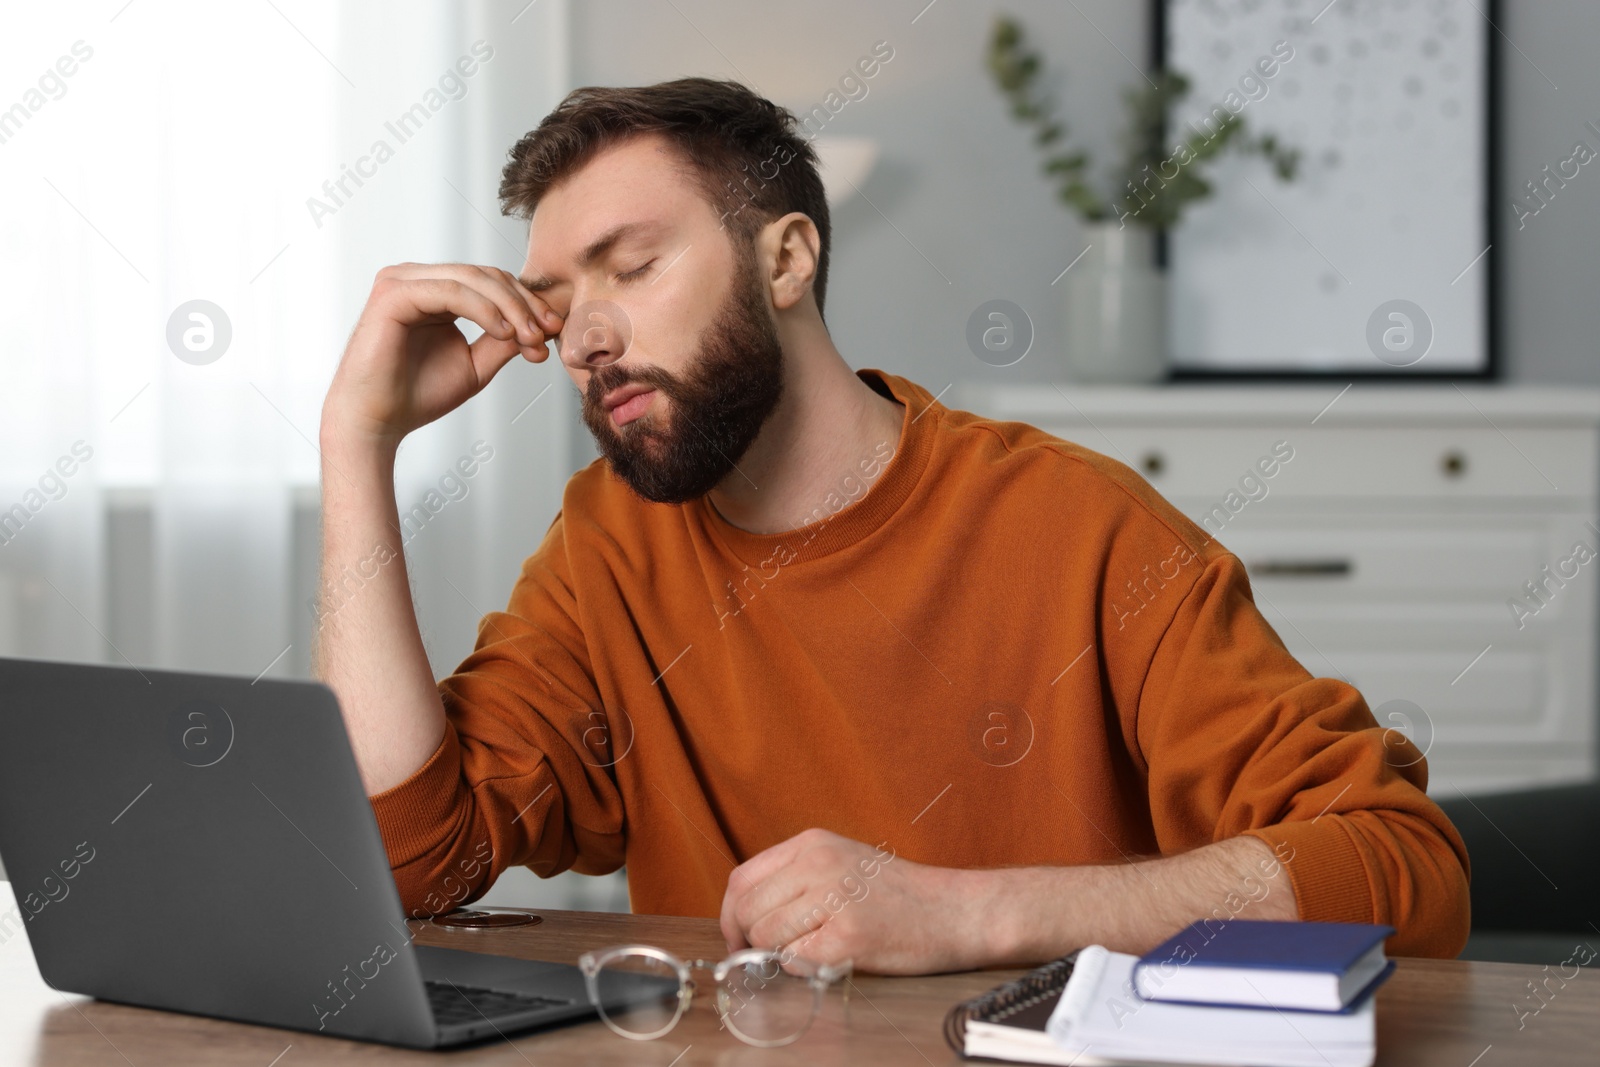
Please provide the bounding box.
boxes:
[952,383,1600,795]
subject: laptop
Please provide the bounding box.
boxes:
[0,656,668,1048]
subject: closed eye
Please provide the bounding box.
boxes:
[616,261,653,283]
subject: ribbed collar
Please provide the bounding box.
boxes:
[689,368,939,565]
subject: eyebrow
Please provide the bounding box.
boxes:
[519,220,665,292]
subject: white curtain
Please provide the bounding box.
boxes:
[0,0,573,686]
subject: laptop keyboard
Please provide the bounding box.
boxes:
[425,979,571,1025]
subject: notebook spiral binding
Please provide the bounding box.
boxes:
[942,953,1079,1056]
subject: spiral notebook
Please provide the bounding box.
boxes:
[943,953,1118,1066]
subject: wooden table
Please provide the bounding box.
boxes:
[3,889,1596,1065]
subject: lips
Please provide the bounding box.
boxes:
[601,382,655,412]
[603,383,657,427]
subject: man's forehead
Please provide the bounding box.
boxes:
[519,135,709,287]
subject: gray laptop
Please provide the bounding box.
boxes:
[0,656,665,1048]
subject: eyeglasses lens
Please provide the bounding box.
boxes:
[716,956,816,1046]
[595,952,682,1039]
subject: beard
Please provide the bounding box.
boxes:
[579,248,785,505]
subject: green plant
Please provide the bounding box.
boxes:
[986,15,1299,230]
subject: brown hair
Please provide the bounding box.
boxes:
[498,77,832,317]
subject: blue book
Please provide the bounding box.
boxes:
[1132,920,1396,1012]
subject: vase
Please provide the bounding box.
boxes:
[1060,222,1167,384]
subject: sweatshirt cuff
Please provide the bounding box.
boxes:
[368,724,463,869]
[1243,819,1374,926]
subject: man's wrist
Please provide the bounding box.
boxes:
[319,411,401,469]
[952,865,1080,969]
[317,422,405,515]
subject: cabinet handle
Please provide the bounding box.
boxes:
[1141,451,1165,477]
[1441,450,1467,478]
[1248,558,1353,577]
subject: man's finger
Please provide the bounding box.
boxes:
[720,831,815,945]
[468,332,528,385]
[469,264,556,347]
[731,867,812,950]
[746,890,834,956]
[383,264,547,347]
[730,828,820,894]
[780,921,848,973]
[395,277,518,343]
[496,267,565,337]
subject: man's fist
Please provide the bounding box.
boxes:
[719,827,990,976]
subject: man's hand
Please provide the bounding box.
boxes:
[719,830,1300,977]
[322,262,563,452]
[719,828,993,976]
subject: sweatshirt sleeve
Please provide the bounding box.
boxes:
[367,512,626,917]
[1134,550,1471,958]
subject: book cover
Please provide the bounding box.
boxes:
[1140,920,1393,975]
[1134,920,1395,1011]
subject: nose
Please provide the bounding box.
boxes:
[559,299,632,371]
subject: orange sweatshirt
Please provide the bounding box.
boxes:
[371,369,1470,957]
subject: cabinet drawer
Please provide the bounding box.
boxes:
[1337,648,1560,738]
[1215,519,1571,595]
[1027,425,1596,502]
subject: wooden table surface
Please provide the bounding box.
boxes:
[3,893,1596,1065]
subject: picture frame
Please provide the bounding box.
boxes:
[1155,0,1500,380]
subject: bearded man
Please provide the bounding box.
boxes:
[313,78,1469,975]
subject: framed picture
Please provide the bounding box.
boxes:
[1157,0,1498,379]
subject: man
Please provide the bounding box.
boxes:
[314,78,1469,976]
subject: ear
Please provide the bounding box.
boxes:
[760,212,822,313]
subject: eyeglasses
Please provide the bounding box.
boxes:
[577,944,851,1047]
